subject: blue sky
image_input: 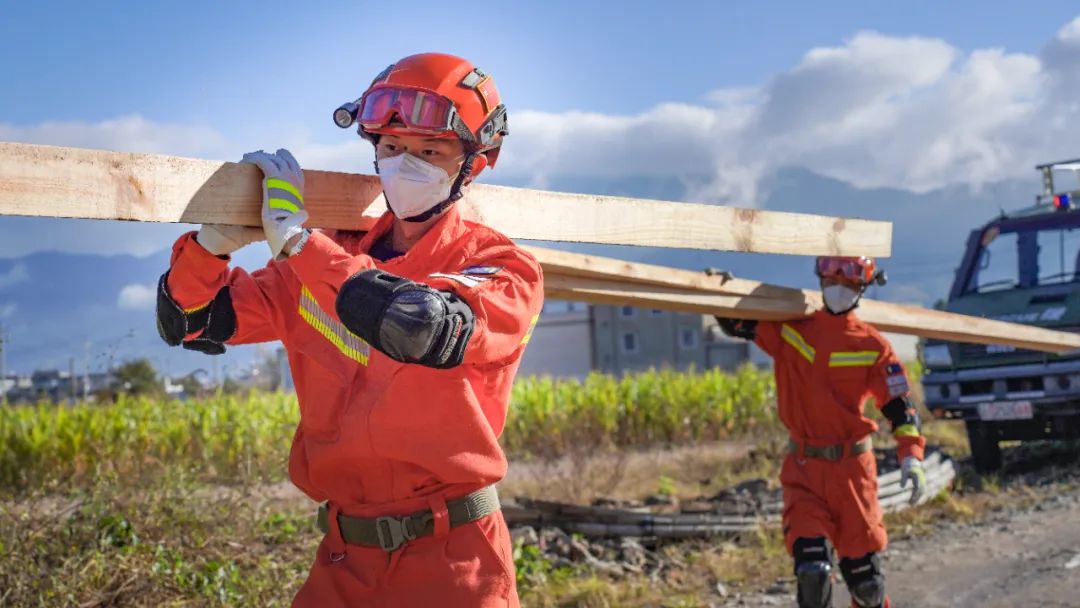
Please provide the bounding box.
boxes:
[4,1,1079,131]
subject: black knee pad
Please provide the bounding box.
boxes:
[840,553,886,608]
[793,537,834,608]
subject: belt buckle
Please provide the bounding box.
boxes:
[375,515,416,552]
[823,444,842,461]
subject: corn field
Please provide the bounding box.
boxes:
[0,366,779,492]
[0,391,298,492]
[504,366,778,459]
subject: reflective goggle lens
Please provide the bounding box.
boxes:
[817,258,868,282]
[358,86,454,133]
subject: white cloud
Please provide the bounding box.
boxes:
[5,17,1080,223]
[493,21,1080,206]
[0,303,15,319]
[117,283,155,310]
[0,115,234,160]
[0,263,29,290]
[0,114,374,171]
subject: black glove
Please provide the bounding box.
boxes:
[715,317,757,340]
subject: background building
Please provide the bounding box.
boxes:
[516,301,761,379]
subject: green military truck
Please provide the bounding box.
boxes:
[921,160,1080,472]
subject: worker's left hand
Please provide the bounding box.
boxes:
[900,456,926,505]
[242,149,309,259]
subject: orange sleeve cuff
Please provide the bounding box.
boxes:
[166,231,231,310]
[897,434,926,461]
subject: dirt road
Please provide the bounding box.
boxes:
[725,470,1080,607]
[871,482,1080,607]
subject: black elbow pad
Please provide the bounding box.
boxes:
[881,395,920,431]
[336,269,475,368]
[715,317,757,340]
[156,272,206,345]
[155,271,236,355]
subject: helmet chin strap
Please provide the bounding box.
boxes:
[373,152,478,224]
[402,152,476,223]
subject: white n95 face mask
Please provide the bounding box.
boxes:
[823,284,861,314]
[377,153,454,220]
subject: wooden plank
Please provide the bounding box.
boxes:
[530,246,1080,353]
[459,186,893,257]
[545,274,814,321]
[526,245,812,301]
[543,271,1080,354]
[0,141,893,256]
[0,141,381,227]
[858,299,1080,354]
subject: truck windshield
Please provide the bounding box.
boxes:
[966,231,1019,293]
[1037,227,1080,285]
[964,225,1080,293]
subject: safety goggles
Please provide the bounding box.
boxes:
[815,256,873,284]
[358,85,460,136]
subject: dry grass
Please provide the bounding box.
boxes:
[3,433,1072,607]
[0,436,790,607]
[919,419,970,457]
[500,436,786,504]
[518,528,792,608]
[0,473,318,607]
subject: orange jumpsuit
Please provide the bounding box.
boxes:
[166,206,543,607]
[754,310,925,559]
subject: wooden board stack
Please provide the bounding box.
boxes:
[3,141,1079,354]
[527,247,1080,354]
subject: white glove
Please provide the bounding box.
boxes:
[195,224,265,256]
[900,456,926,505]
[241,149,309,259]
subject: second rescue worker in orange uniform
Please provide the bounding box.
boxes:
[716,256,927,608]
[155,54,542,606]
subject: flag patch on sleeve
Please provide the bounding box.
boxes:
[461,265,503,275]
[886,362,909,396]
[429,272,490,289]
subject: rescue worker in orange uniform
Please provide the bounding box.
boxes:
[716,256,926,608]
[155,53,542,607]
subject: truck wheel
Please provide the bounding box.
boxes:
[966,420,1003,473]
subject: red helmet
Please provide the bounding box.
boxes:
[335,53,509,168]
[814,256,886,287]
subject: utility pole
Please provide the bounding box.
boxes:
[0,322,7,405]
[83,340,90,401]
[69,356,77,403]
